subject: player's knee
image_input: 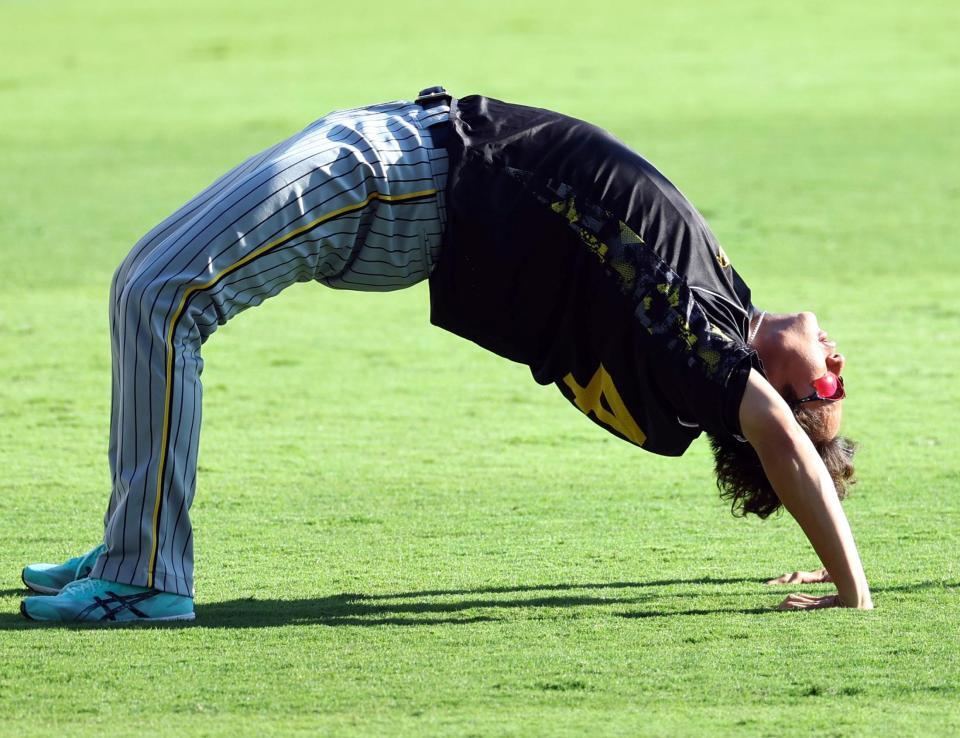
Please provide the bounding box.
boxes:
[111,234,152,294]
[115,271,170,334]
[109,258,140,324]
[109,263,124,312]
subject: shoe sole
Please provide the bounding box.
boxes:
[21,571,62,596]
[20,600,196,623]
[145,612,196,622]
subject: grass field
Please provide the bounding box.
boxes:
[1,0,959,735]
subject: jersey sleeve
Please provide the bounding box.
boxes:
[581,218,759,442]
[641,291,761,441]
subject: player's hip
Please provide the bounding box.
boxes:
[116,100,450,298]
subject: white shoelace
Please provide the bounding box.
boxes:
[72,544,105,579]
[60,576,100,596]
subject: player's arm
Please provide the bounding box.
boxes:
[738,369,873,610]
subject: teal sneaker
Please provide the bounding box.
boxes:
[20,578,195,623]
[21,544,107,594]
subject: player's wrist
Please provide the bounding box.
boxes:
[834,592,873,609]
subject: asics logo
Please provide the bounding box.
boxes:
[75,590,159,621]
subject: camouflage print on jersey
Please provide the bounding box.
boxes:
[503,169,747,389]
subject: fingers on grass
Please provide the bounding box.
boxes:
[766,569,831,586]
[766,571,804,585]
[777,593,838,611]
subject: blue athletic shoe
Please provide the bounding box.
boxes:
[21,544,107,594]
[20,578,195,623]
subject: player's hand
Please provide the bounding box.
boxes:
[777,592,843,610]
[765,567,831,585]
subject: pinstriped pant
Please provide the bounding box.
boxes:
[90,101,449,596]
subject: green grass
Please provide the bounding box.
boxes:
[1,0,959,735]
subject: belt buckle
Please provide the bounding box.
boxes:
[416,85,451,108]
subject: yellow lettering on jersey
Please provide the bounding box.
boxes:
[562,364,646,447]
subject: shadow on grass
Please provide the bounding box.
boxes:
[1,579,954,630]
[620,607,772,618]
[870,581,959,594]
[357,577,756,601]
[0,578,762,630]
[619,580,960,618]
[197,592,642,628]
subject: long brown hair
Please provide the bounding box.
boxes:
[708,392,858,518]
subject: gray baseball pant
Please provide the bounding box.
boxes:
[90,99,450,595]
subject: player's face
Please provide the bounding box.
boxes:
[762,312,845,437]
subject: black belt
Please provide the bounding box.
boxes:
[415,86,453,149]
[415,85,452,108]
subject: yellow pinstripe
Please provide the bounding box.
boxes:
[146,187,438,586]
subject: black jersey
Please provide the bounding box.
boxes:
[429,95,762,456]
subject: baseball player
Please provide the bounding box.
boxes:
[20,88,872,622]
